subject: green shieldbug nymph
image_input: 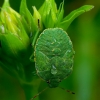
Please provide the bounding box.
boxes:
[34,28,75,88]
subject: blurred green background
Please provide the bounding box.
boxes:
[0,0,100,100]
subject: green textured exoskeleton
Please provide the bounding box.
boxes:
[34,28,74,88]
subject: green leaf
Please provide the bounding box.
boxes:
[39,0,57,28]
[32,6,43,31]
[45,10,55,28]
[0,0,10,23]
[39,0,57,17]
[57,5,94,30]
[2,0,10,9]
[39,0,51,25]
[0,28,29,60]
[20,0,37,36]
[49,0,57,13]
[55,1,64,26]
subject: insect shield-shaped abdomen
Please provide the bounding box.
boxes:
[34,28,75,88]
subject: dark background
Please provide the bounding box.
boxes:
[0,0,100,100]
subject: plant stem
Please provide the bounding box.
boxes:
[21,79,41,100]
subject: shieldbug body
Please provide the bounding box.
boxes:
[34,28,75,88]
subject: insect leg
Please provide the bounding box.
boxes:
[32,30,39,47]
[30,29,39,62]
[30,87,48,100]
[29,53,34,62]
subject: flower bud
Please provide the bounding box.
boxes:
[39,0,57,28]
[0,0,30,60]
[55,1,64,26]
[20,0,37,37]
[33,6,43,31]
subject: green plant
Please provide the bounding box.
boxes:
[0,0,93,100]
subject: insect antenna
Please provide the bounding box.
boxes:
[31,87,48,100]
[59,87,75,94]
